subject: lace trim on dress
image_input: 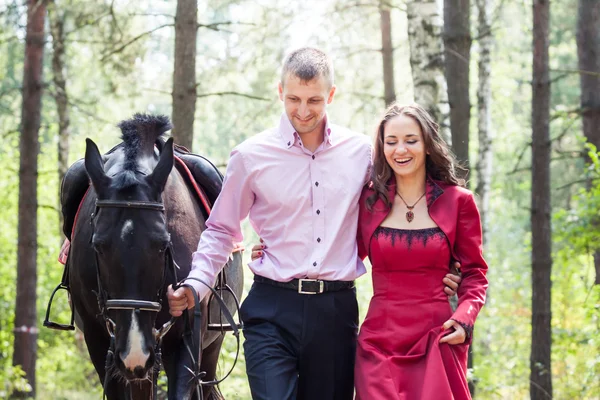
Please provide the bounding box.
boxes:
[452,318,474,341]
[425,177,444,207]
[374,227,446,249]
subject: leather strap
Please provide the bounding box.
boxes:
[253,275,355,294]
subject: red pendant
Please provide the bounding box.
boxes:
[406,210,414,223]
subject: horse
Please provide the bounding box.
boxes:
[66,114,243,399]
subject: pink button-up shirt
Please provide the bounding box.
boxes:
[187,113,372,300]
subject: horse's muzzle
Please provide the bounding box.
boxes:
[117,348,156,381]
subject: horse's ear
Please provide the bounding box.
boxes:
[84,139,110,196]
[148,137,173,193]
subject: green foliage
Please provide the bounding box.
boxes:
[0,365,31,398]
[548,144,600,398]
[555,145,600,254]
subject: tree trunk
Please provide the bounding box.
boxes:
[576,0,600,285]
[472,2,493,396]
[49,2,70,236]
[13,0,47,396]
[171,0,198,151]
[530,1,552,399]
[444,0,471,182]
[406,0,451,144]
[475,0,493,253]
[380,3,396,106]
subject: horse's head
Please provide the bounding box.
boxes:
[84,115,174,381]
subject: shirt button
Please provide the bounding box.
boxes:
[313,262,317,266]
[315,182,319,187]
[287,141,291,146]
[312,155,315,160]
[317,238,321,243]
[316,209,320,215]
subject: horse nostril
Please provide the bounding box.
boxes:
[132,366,146,379]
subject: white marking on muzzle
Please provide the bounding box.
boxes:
[121,219,134,240]
[121,310,150,371]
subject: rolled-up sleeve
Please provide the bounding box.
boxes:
[186,147,254,299]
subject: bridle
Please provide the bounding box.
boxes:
[92,200,167,328]
[91,198,241,400]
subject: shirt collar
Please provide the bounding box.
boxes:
[278,113,335,149]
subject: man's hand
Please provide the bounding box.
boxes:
[443,261,462,297]
[167,285,196,317]
[439,319,466,345]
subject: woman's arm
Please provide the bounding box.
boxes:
[448,191,489,343]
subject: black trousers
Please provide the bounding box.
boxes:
[240,281,358,400]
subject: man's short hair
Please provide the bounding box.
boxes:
[281,47,334,88]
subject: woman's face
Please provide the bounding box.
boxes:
[383,114,427,180]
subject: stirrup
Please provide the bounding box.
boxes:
[43,283,75,331]
[207,261,243,332]
[206,284,243,332]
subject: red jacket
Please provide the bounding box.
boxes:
[357,176,488,336]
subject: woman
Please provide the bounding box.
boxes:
[354,103,488,399]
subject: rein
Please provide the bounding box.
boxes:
[91,198,241,400]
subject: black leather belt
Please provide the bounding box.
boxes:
[254,275,354,295]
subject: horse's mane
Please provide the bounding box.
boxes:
[118,113,172,171]
[112,113,172,190]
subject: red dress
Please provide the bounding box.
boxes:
[354,226,471,400]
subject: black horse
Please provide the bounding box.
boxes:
[66,115,243,399]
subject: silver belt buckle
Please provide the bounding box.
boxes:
[298,278,324,294]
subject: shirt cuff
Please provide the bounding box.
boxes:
[183,269,216,302]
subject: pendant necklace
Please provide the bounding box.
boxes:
[396,191,426,223]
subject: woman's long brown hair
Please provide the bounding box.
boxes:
[366,103,466,211]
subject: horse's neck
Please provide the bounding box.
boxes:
[163,169,205,268]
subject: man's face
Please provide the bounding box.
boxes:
[278,74,336,136]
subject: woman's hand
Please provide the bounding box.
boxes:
[439,319,466,345]
[250,239,265,261]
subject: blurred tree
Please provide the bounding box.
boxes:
[576,0,600,285]
[472,1,494,393]
[474,0,493,247]
[380,0,395,106]
[48,0,70,235]
[172,0,198,150]
[13,0,47,397]
[530,0,552,399]
[444,0,471,182]
[406,0,451,144]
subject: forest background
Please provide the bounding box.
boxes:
[1,0,599,399]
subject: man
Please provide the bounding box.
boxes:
[168,47,460,400]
